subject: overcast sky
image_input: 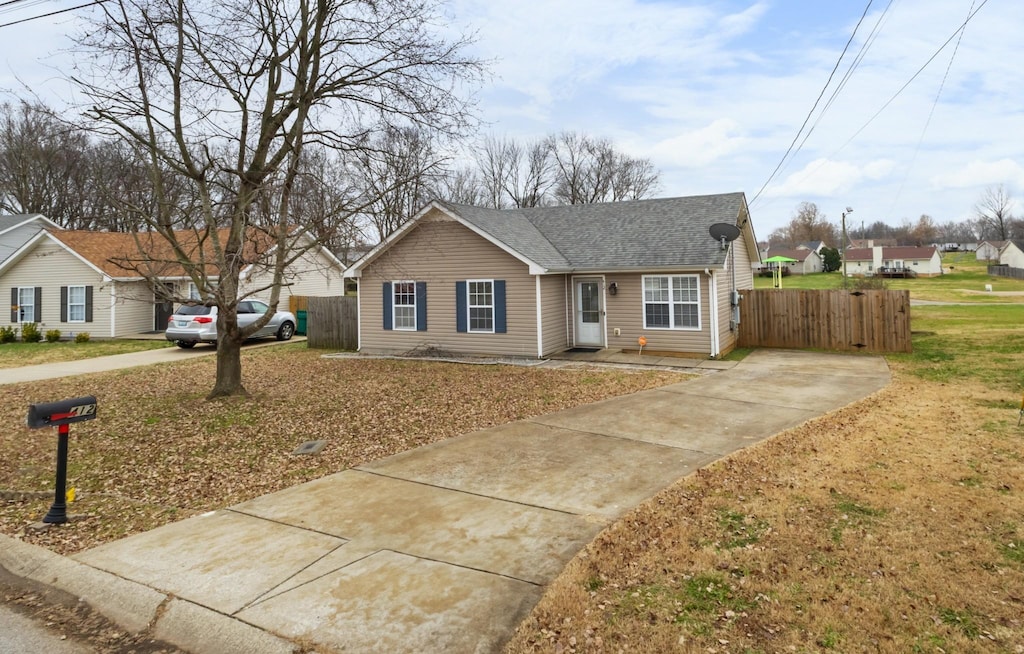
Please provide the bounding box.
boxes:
[2,0,1020,239]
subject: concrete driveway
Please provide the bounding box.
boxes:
[1,349,890,654]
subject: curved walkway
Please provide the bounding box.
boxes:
[0,349,890,654]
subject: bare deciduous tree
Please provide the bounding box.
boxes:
[975,185,1017,241]
[768,201,837,246]
[72,0,482,398]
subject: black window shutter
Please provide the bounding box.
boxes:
[85,286,93,323]
[415,282,427,332]
[60,287,68,322]
[9,288,16,322]
[34,287,42,322]
[494,280,507,334]
[455,281,467,333]
[382,282,393,330]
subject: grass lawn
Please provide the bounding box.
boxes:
[0,339,172,369]
[754,252,1024,303]
[0,345,687,553]
[504,290,1024,651]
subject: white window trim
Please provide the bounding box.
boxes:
[17,287,35,323]
[67,285,86,323]
[467,278,495,334]
[188,282,201,300]
[642,274,701,331]
[391,280,417,331]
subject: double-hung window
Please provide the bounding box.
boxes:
[643,275,700,329]
[392,281,416,330]
[17,287,35,322]
[67,286,86,322]
[467,280,494,333]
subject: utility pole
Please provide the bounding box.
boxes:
[841,207,853,283]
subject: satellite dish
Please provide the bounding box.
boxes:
[709,223,741,250]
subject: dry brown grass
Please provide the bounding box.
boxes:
[503,365,1024,653]
[0,345,686,555]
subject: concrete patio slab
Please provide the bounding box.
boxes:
[237,550,542,654]
[359,422,716,517]
[232,470,599,584]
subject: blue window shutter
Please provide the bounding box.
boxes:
[415,282,427,331]
[9,288,16,322]
[382,282,393,330]
[85,286,93,323]
[60,287,68,322]
[34,287,42,321]
[494,280,507,333]
[455,281,467,333]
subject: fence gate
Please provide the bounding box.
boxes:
[737,289,911,353]
[306,296,358,350]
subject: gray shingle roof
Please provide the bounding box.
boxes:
[0,214,45,232]
[439,193,747,271]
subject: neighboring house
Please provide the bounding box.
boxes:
[0,214,62,265]
[848,238,897,249]
[757,248,822,275]
[997,241,1024,269]
[797,240,827,255]
[344,193,759,359]
[0,228,345,338]
[976,240,1007,262]
[843,245,943,277]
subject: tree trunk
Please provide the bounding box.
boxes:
[208,337,247,398]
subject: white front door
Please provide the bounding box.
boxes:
[574,278,603,347]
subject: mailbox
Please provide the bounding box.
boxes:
[27,396,98,429]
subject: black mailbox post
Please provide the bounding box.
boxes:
[26,396,98,524]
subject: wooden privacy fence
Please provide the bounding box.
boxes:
[737,289,911,353]
[306,296,358,350]
[989,265,1024,280]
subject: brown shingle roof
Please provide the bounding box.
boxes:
[48,228,275,278]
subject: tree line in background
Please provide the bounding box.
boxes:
[0,101,660,255]
[767,186,1022,251]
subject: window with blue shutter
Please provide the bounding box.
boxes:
[457,280,505,334]
[415,281,427,332]
[382,281,393,330]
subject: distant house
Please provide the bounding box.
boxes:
[0,214,61,265]
[0,228,345,337]
[756,248,823,275]
[843,246,943,277]
[848,238,897,249]
[997,241,1024,269]
[976,240,1007,262]
[797,240,827,255]
[344,193,760,359]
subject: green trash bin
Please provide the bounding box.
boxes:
[296,309,307,336]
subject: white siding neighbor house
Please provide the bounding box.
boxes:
[998,241,1024,269]
[843,246,943,277]
[0,228,345,338]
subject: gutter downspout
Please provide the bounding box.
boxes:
[707,269,720,358]
[535,275,543,358]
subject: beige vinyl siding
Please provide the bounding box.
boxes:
[539,274,569,356]
[241,245,345,308]
[111,280,160,336]
[0,240,114,337]
[360,217,538,356]
[717,231,756,355]
[602,272,711,354]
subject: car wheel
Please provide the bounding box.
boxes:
[176,341,196,349]
[276,321,295,341]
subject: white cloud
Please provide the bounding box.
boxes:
[646,119,748,168]
[766,158,895,198]
[929,159,1024,192]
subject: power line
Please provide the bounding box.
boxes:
[0,0,106,28]
[749,0,876,206]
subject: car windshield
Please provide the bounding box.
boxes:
[175,305,213,316]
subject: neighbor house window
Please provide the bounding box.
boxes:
[67,286,86,322]
[17,287,35,322]
[392,281,416,330]
[643,275,700,329]
[468,280,494,332]
[188,283,201,300]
